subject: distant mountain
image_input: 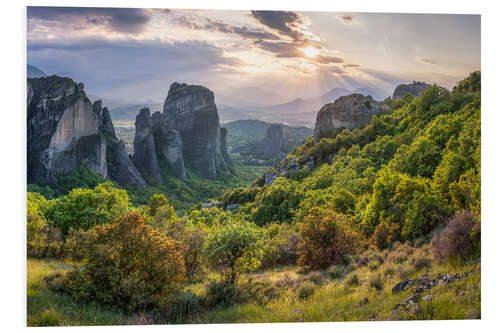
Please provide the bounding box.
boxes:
[215,86,289,107]
[27,64,46,78]
[108,102,163,122]
[224,119,313,154]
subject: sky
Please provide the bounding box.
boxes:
[27,7,480,106]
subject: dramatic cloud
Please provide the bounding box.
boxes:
[250,10,304,41]
[28,37,242,101]
[172,15,279,40]
[27,6,153,34]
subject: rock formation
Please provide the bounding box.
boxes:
[133,108,165,185]
[232,124,287,160]
[152,112,187,181]
[27,76,107,183]
[155,82,230,179]
[314,94,383,142]
[392,81,430,100]
[92,100,146,186]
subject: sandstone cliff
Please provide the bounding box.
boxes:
[27,76,107,183]
[156,82,231,179]
[392,81,430,100]
[28,75,146,186]
[314,94,383,142]
[133,108,165,185]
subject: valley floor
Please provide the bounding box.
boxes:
[27,243,480,326]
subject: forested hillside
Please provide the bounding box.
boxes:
[27,72,481,326]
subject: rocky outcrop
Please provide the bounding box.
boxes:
[91,100,146,186]
[258,156,315,186]
[232,124,287,160]
[392,81,430,100]
[27,76,107,183]
[152,112,187,181]
[133,108,165,185]
[314,94,383,142]
[158,82,230,179]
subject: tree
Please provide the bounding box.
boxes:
[203,217,265,284]
[45,182,131,235]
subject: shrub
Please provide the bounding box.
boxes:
[153,206,207,281]
[372,221,400,249]
[63,228,90,261]
[166,291,202,322]
[368,273,384,291]
[368,260,380,271]
[204,280,237,307]
[432,210,480,262]
[382,265,395,277]
[328,264,354,279]
[261,223,300,268]
[148,193,170,217]
[64,212,186,313]
[31,309,62,327]
[203,217,265,284]
[346,272,359,286]
[298,281,315,299]
[297,208,358,270]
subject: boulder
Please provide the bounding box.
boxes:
[392,81,430,100]
[314,94,384,142]
[133,108,165,185]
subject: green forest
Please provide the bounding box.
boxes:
[27,72,481,325]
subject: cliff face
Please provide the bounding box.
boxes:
[133,108,165,185]
[158,82,230,179]
[27,76,107,183]
[392,81,430,100]
[28,75,146,186]
[92,100,147,187]
[314,94,383,142]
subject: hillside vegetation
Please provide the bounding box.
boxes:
[26,72,481,325]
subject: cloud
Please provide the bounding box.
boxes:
[27,37,242,101]
[250,10,304,41]
[172,15,279,40]
[417,57,440,65]
[343,63,360,68]
[316,55,343,64]
[27,6,152,34]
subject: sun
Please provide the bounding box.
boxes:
[301,46,320,58]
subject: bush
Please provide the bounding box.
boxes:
[346,272,359,286]
[64,212,186,313]
[261,223,300,268]
[328,264,354,279]
[372,221,400,249]
[153,206,206,281]
[31,309,62,327]
[432,210,480,262]
[204,280,237,307]
[203,217,265,284]
[297,209,358,270]
[166,291,202,322]
[298,281,315,299]
[368,273,384,291]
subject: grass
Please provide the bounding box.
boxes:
[190,244,481,323]
[27,243,481,326]
[27,259,128,326]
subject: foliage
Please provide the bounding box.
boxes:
[64,212,186,313]
[152,205,207,281]
[203,217,266,284]
[45,182,132,235]
[261,223,301,268]
[432,210,481,262]
[297,208,358,269]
